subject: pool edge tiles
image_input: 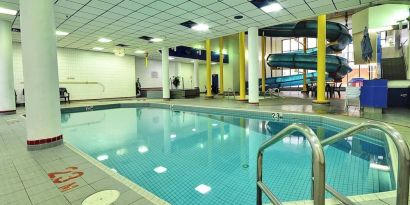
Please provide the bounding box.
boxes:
[64,143,171,205]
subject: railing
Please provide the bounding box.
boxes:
[321,121,410,205]
[256,123,325,205]
[263,88,281,99]
[257,120,410,205]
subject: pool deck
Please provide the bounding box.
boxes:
[1,94,409,205]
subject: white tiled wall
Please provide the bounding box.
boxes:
[135,58,195,89]
[13,43,136,102]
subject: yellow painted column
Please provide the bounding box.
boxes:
[205,39,213,98]
[239,32,246,101]
[302,37,308,92]
[219,37,224,95]
[313,15,329,104]
[261,34,266,94]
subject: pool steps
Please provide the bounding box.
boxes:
[258,121,410,205]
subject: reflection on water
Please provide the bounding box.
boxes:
[62,108,394,205]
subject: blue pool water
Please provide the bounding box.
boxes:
[62,108,394,205]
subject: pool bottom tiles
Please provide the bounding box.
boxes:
[62,107,394,205]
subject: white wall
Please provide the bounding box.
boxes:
[135,57,193,89]
[13,43,136,102]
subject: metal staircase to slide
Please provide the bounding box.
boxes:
[256,121,410,205]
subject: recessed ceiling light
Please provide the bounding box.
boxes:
[150,38,163,42]
[195,184,211,194]
[97,155,109,161]
[154,166,167,174]
[192,23,209,31]
[169,57,175,60]
[135,50,145,54]
[370,162,390,171]
[261,3,283,13]
[92,47,104,51]
[0,7,17,15]
[138,145,149,153]
[98,38,112,43]
[116,148,127,156]
[56,31,69,36]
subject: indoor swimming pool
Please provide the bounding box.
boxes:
[61,107,395,205]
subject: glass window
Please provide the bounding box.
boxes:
[282,68,290,76]
[282,39,290,53]
[307,38,316,49]
[291,38,299,51]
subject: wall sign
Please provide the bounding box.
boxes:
[271,112,283,121]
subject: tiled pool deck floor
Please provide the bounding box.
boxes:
[0,94,409,205]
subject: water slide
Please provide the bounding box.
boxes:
[261,20,353,88]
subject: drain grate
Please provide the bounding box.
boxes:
[82,190,120,205]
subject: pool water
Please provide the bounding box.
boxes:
[62,108,394,205]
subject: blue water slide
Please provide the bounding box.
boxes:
[261,20,353,87]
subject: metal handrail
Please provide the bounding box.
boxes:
[263,88,282,99]
[257,123,326,205]
[321,121,410,205]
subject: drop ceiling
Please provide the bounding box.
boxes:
[0,0,382,58]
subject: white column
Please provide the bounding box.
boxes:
[248,27,259,104]
[408,22,410,80]
[163,109,171,154]
[0,20,16,114]
[20,0,62,148]
[193,60,199,88]
[162,47,170,99]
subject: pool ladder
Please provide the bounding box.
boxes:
[256,121,410,205]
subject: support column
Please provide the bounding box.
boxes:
[408,20,410,80]
[302,37,308,93]
[239,32,246,101]
[313,14,329,104]
[248,27,259,104]
[20,0,62,150]
[0,20,16,114]
[205,39,213,98]
[261,33,266,94]
[219,37,224,95]
[161,47,170,100]
[193,60,199,88]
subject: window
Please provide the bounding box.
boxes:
[380,31,387,47]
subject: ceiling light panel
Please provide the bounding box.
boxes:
[3,0,380,57]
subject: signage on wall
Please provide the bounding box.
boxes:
[271,112,283,121]
[151,71,158,78]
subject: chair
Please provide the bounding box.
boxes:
[59,88,70,104]
[345,86,361,110]
[334,83,343,98]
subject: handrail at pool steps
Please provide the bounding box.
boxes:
[256,123,326,205]
[256,121,410,205]
[321,121,410,205]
